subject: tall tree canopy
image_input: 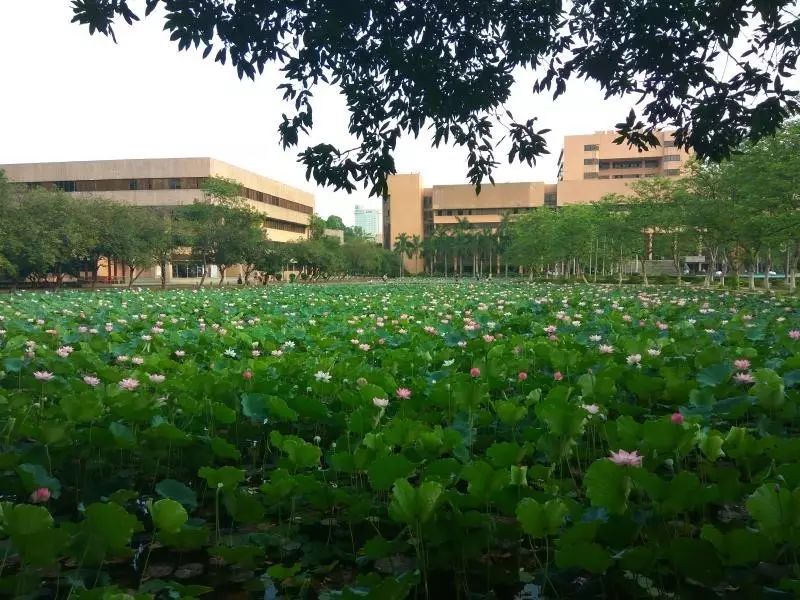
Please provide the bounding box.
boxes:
[70,0,799,195]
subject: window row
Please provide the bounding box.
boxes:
[435,207,534,216]
[264,218,307,234]
[24,178,313,215]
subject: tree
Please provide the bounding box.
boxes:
[410,234,422,275]
[73,1,799,196]
[591,198,643,287]
[393,233,412,277]
[506,208,558,279]
[202,176,243,205]
[624,178,694,285]
[344,225,373,243]
[325,215,346,230]
[308,214,327,240]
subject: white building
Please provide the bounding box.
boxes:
[354,204,380,240]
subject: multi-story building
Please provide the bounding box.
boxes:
[384,131,691,272]
[0,157,314,282]
[354,204,381,240]
[556,130,691,205]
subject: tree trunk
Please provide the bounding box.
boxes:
[641,259,648,286]
[763,249,772,290]
[161,261,167,289]
[198,261,208,288]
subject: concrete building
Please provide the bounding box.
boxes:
[384,131,691,272]
[354,204,380,240]
[556,130,691,205]
[0,157,314,283]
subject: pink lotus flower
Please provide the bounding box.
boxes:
[119,378,140,391]
[242,370,253,380]
[671,412,684,425]
[174,350,185,358]
[148,373,165,384]
[30,487,51,503]
[553,371,563,381]
[582,403,600,415]
[518,371,528,381]
[544,325,557,334]
[396,387,412,399]
[789,330,800,341]
[373,397,389,408]
[734,371,754,384]
[56,346,74,358]
[598,344,614,354]
[83,375,100,387]
[34,371,54,382]
[734,359,751,371]
[609,449,643,467]
[470,367,481,378]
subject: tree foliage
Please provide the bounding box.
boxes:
[71,0,800,195]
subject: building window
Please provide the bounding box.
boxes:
[585,172,598,179]
[663,140,676,147]
[584,144,599,151]
[598,175,610,179]
[169,178,181,189]
[128,179,139,191]
[264,218,306,234]
[599,161,610,170]
[664,169,681,176]
[171,262,206,278]
[544,192,557,207]
[54,181,76,192]
[611,160,642,169]
[583,158,598,165]
[644,159,660,168]
[664,155,681,162]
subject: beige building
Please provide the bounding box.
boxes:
[0,157,314,283]
[384,131,691,272]
[556,130,691,205]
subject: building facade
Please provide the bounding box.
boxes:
[0,157,315,282]
[384,131,691,272]
[354,204,380,240]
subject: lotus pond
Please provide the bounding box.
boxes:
[0,283,799,599]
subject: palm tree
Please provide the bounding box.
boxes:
[433,228,451,277]
[393,232,412,277]
[453,217,473,275]
[497,213,514,277]
[421,236,436,275]
[410,234,422,275]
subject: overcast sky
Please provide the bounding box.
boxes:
[1,3,637,226]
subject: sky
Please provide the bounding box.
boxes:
[0,3,636,226]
